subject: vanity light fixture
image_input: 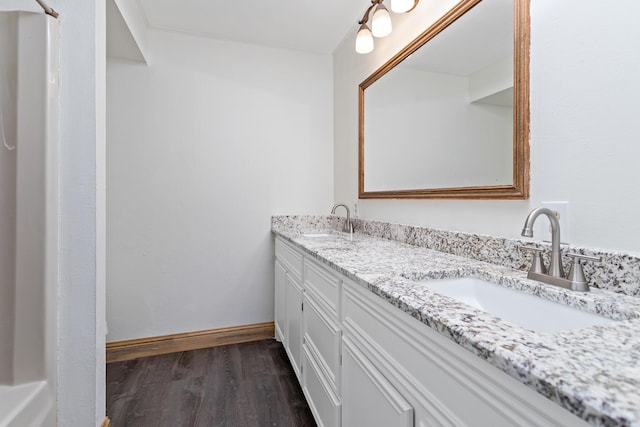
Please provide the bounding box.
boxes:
[371,3,392,37]
[356,24,375,54]
[355,0,419,54]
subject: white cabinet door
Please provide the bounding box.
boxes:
[286,274,304,380]
[342,336,413,427]
[274,259,287,343]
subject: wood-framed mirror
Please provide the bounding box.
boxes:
[358,0,529,199]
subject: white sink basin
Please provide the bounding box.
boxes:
[418,277,613,333]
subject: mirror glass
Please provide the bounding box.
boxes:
[359,0,529,199]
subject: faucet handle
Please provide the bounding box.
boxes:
[521,246,547,274]
[566,253,602,263]
[565,253,602,291]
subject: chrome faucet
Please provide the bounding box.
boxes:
[521,207,601,292]
[331,203,353,234]
[521,207,564,277]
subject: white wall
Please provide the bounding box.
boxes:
[54,0,106,425]
[106,30,334,341]
[334,0,640,254]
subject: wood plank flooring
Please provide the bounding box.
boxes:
[106,339,316,427]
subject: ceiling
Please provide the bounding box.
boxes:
[136,0,365,54]
[107,0,147,61]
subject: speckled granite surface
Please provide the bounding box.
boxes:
[272,215,640,297]
[272,215,640,427]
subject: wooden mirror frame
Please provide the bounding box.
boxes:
[358,0,530,199]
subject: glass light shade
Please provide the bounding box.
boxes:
[371,4,392,37]
[355,24,374,54]
[390,0,417,13]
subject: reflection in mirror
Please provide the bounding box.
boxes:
[359,0,529,199]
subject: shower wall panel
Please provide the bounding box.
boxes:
[0,11,19,385]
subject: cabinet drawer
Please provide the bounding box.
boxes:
[303,345,341,427]
[304,258,340,317]
[303,293,341,393]
[275,237,303,280]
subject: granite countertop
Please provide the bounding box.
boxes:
[272,225,640,427]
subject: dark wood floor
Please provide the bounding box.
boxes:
[107,339,316,427]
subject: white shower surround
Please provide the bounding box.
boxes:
[0,10,58,427]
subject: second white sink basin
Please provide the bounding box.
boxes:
[418,277,613,333]
[301,233,335,238]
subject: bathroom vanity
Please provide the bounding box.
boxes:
[272,216,640,427]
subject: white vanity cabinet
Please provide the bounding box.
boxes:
[274,236,590,427]
[275,237,342,427]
